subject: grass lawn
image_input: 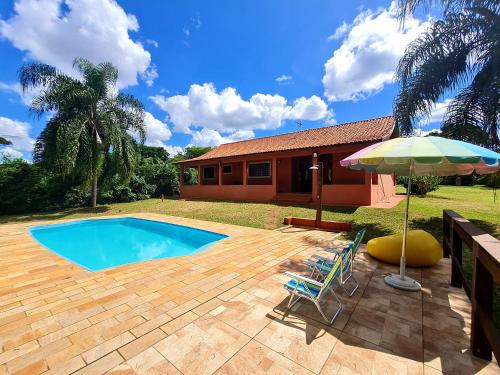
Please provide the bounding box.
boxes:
[1,185,498,242]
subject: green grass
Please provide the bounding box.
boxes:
[1,185,498,242]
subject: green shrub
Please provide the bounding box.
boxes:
[396,175,442,195]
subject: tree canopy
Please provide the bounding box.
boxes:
[394,0,499,148]
[20,58,146,206]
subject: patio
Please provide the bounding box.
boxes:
[0,214,496,375]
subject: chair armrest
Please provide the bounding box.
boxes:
[310,254,333,263]
[304,260,331,273]
[325,247,343,254]
[284,272,323,287]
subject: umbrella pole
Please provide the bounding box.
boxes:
[384,160,421,291]
[400,162,413,280]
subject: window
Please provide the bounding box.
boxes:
[248,162,271,178]
[223,165,232,174]
[203,166,216,180]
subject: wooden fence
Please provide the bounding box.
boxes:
[443,210,500,361]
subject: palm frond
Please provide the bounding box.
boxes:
[19,63,58,93]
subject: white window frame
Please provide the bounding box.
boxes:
[223,164,232,175]
[248,161,272,178]
[202,166,216,180]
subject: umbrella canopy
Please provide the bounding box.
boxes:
[341,136,499,176]
[340,136,499,292]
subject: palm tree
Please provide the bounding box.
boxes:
[21,58,146,207]
[394,0,499,148]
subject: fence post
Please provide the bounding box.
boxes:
[451,230,463,288]
[443,211,450,258]
[471,247,493,361]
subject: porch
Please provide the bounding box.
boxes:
[179,146,396,206]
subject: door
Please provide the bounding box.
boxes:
[291,156,312,193]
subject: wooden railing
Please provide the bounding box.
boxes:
[443,210,500,362]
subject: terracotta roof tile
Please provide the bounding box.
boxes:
[181,116,395,162]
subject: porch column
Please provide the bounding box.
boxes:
[198,165,202,185]
[243,160,247,185]
[218,161,223,185]
[312,152,319,202]
[272,157,277,196]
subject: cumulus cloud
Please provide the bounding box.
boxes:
[137,112,172,148]
[419,99,451,126]
[189,128,255,147]
[163,145,184,157]
[322,2,429,101]
[0,146,23,160]
[327,22,349,40]
[141,65,159,87]
[0,81,38,105]
[150,83,332,136]
[275,75,293,85]
[0,0,154,88]
[0,116,35,158]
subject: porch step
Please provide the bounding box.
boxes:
[274,193,313,204]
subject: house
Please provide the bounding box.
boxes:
[177,116,397,206]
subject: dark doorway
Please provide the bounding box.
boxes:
[291,156,312,193]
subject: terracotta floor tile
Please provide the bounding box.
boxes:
[255,314,339,373]
[155,315,250,375]
[209,291,274,337]
[217,340,314,375]
[321,333,423,375]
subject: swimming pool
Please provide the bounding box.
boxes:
[29,217,228,271]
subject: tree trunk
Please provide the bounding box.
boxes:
[91,176,98,208]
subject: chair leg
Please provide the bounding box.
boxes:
[287,293,301,309]
[341,273,359,297]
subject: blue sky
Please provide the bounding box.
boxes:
[0,0,443,160]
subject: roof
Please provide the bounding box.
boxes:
[179,116,395,163]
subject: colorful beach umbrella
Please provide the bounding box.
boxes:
[341,136,500,291]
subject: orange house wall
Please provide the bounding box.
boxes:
[180,142,396,206]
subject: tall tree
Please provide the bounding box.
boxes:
[20,58,146,207]
[394,0,499,148]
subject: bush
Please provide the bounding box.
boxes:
[397,175,442,195]
[477,173,499,188]
[0,158,90,214]
[99,175,155,204]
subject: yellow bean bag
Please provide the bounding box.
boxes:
[367,230,442,267]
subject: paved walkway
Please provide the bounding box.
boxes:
[0,214,496,375]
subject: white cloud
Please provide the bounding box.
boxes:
[189,128,255,147]
[328,22,349,40]
[275,75,293,85]
[141,65,159,87]
[0,0,153,88]
[150,83,332,135]
[182,27,191,37]
[0,116,35,153]
[0,146,23,160]
[285,95,330,121]
[419,99,451,126]
[146,39,159,48]
[141,112,172,147]
[164,145,183,157]
[418,128,441,137]
[322,2,429,101]
[0,81,38,105]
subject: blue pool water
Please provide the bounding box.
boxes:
[29,218,228,271]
